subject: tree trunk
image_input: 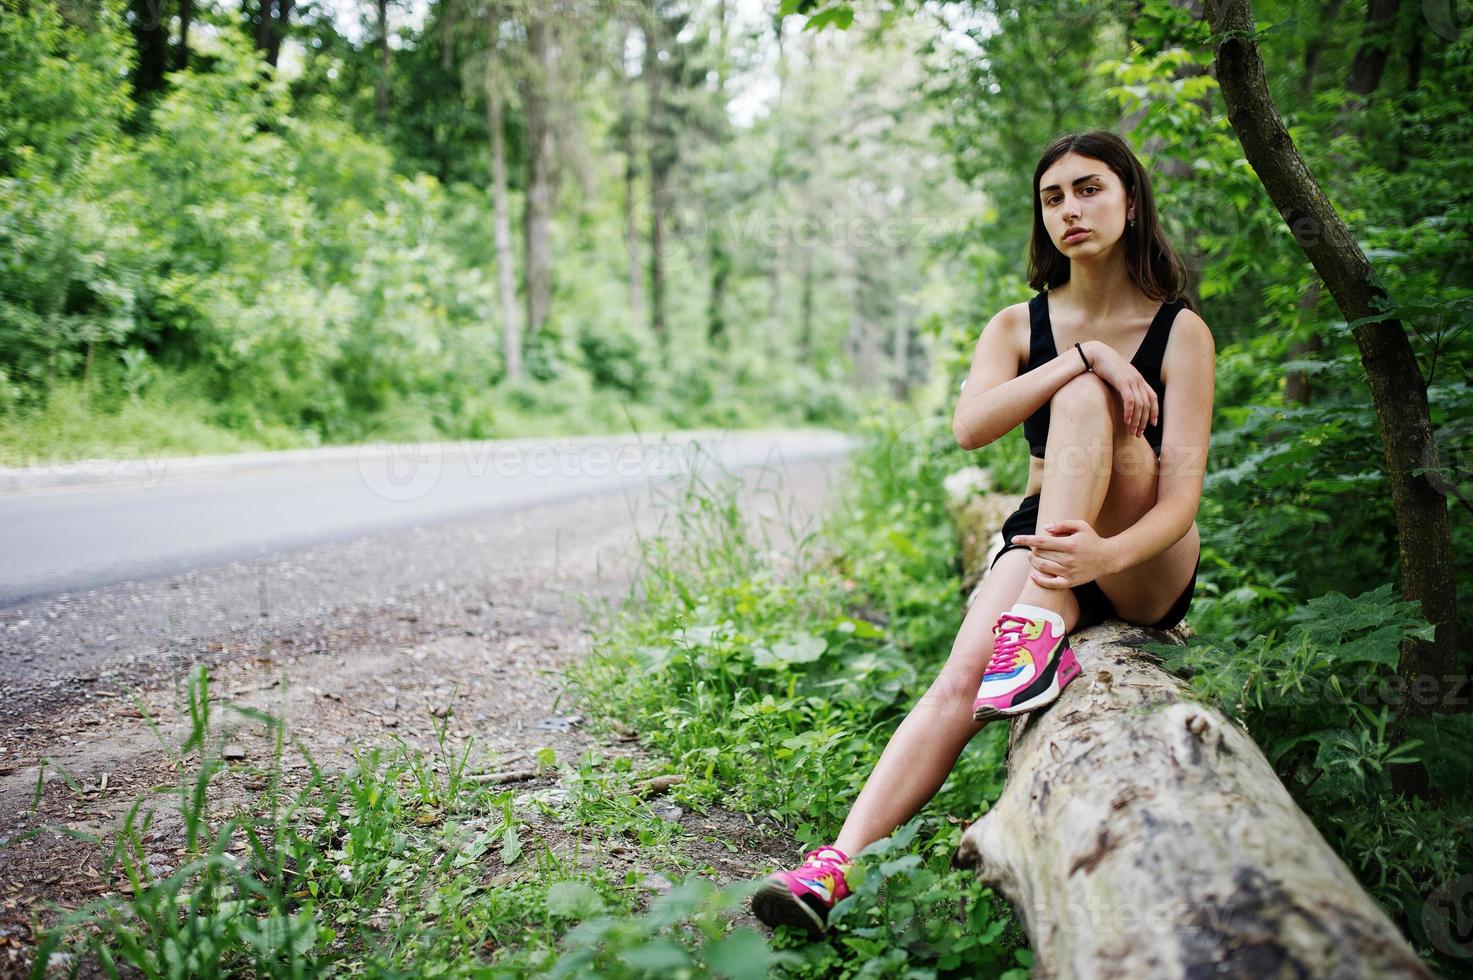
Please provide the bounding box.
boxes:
[798,230,815,361]
[485,40,521,382]
[764,14,789,340]
[1121,0,1210,309]
[129,0,170,98]
[1204,0,1461,790]
[714,0,728,92]
[438,0,456,72]
[846,248,877,389]
[376,0,391,125]
[706,2,731,349]
[624,152,646,332]
[522,10,553,338]
[947,481,1433,979]
[1345,0,1400,100]
[620,26,646,330]
[1299,0,1346,101]
[707,226,729,347]
[647,160,667,347]
[643,6,668,348]
[1284,0,1343,407]
[255,0,291,68]
[173,0,192,72]
[1282,280,1322,406]
[892,316,910,401]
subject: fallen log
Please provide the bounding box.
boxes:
[942,468,1433,978]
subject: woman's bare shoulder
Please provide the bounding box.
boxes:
[981,300,1032,355]
[1162,306,1216,382]
[1168,306,1215,350]
[994,299,1032,324]
[959,301,1033,394]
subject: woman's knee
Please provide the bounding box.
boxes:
[1050,371,1112,413]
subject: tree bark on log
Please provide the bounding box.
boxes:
[944,470,1433,978]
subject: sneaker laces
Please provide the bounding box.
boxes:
[798,846,850,877]
[984,613,1035,676]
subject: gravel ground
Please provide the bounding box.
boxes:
[0,450,853,975]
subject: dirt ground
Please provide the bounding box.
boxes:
[0,453,851,975]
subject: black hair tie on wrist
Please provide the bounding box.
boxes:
[1075,341,1093,372]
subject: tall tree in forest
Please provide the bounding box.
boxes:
[127,0,170,97]
[375,0,394,124]
[174,0,191,72]
[766,12,790,341]
[1284,0,1346,404]
[615,21,647,332]
[1287,0,1400,405]
[703,1,734,348]
[125,0,191,98]
[521,8,553,338]
[255,0,293,68]
[1121,0,1215,309]
[428,0,525,378]
[482,7,522,381]
[1205,0,1462,799]
[639,0,718,350]
[643,1,671,346]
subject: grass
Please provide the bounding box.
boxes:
[20,401,1469,976]
[0,369,858,469]
[19,409,1035,978]
[0,375,295,468]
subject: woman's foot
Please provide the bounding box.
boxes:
[750,845,852,936]
[972,603,1080,719]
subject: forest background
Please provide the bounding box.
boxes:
[4,0,1473,974]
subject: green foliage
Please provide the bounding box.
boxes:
[0,0,134,181]
[27,425,1028,976]
[544,878,797,979]
[0,0,145,401]
[820,820,1026,979]
[1155,583,1473,957]
[28,665,638,977]
[0,0,867,461]
[10,0,1473,971]
[566,424,1027,975]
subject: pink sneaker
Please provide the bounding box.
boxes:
[750,845,852,935]
[972,604,1081,720]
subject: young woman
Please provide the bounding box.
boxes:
[751,130,1216,936]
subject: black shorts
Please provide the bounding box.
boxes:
[988,492,1199,631]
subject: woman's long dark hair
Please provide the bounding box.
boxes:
[1026,131,1191,308]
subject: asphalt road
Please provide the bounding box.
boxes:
[0,428,857,717]
[0,428,856,605]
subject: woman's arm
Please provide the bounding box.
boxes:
[1101,309,1216,572]
[952,305,1098,451]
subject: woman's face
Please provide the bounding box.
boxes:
[1037,152,1132,255]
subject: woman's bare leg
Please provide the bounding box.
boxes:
[1013,372,1155,611]
[831,373,1166,858]
[1011,371,1198,625]
[831,548,1076,856]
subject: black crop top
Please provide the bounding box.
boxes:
[1021,292,1188,459]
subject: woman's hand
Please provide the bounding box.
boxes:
[1010,519,1116,589]
[1083,340,1157,439]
